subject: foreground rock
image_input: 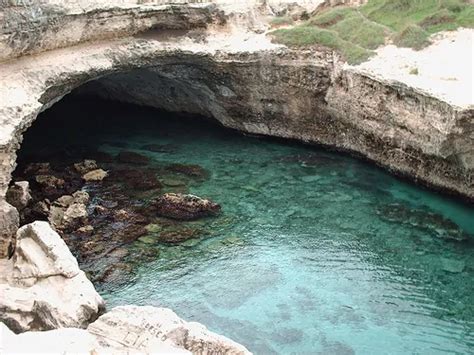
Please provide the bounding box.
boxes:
[88,305,251,354]
[152,193,221,220]
[0,221,104,333]
[1,305,251,354]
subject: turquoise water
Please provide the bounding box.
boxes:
[30,100,474,354]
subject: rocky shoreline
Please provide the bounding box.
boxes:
[0,220,249,354]
[7,146,223,287]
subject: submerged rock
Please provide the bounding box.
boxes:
[377,203,469,242]
[151,193,221,220]
[0,221,104,333]
[158,226,201,244]
[110,168,161,190]
[166,163,209,180]
[441,258,465,273]
[161,177,186,187]
[141,143,178,153]
[117,151,150,165]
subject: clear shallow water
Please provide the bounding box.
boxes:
[29,100,474,354]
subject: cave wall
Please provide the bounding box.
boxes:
[0,0,221,62]
[0,0,472,258]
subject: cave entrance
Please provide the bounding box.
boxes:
[10,85,474,354]
[12,90,234,272]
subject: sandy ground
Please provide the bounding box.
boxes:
[353,28,474,108]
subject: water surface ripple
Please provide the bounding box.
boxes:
[30,103,474,354]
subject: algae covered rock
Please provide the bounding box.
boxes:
[151,193,221,220]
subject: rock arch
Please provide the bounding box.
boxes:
[1,0,472,258]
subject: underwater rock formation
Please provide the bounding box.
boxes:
[152,193,221,220]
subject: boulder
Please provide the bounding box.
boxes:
[6,181,32,211]
[1,305,251,354]
[0,321,187,354]
[82,169,108,182]
[35,175,65,189]
[73,160,98,175]
[0,200,19,258]
[152,193,221,220]
[12,221,79,280]
[49,191,89,231]
[0,221,105,333]
[87,305,251,355]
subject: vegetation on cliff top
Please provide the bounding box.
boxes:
[270,0,474,65]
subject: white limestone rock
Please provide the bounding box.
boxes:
[1,304,252,354]
[0,221,104,333]
[82,168,108,182]
[0,321,189,355]
[12,221,79,280]
[88,305,251,355]
[0,323,101,355]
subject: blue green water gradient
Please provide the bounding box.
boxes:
[28,101,474,354]
[94,112,474,354]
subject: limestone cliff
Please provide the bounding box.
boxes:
[0,0,472,257]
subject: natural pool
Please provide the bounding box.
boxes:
[22,98,474,354]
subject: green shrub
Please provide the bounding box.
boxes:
[271,26,373,64]
[393,24,431,50]
[270,0,473,64]
[270,16,294,27]
[308,7,352,27]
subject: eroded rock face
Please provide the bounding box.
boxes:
[0,221,105,333]
[87,305,251,355]
[0,1,224,62]
[152,193,221,220]
[1,305,251,354]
